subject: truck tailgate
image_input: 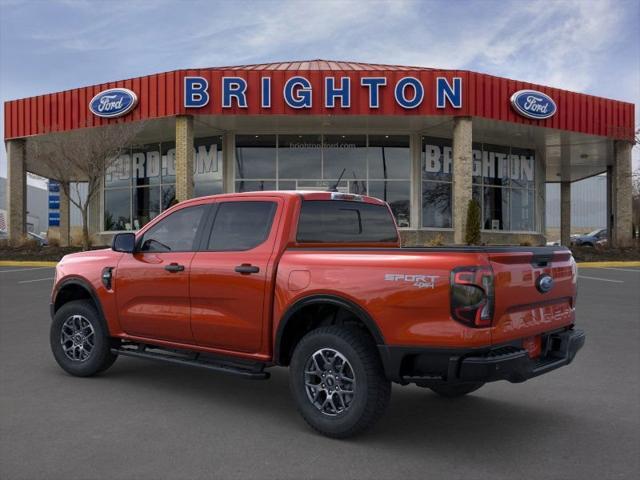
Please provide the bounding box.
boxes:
[489,248,576,346]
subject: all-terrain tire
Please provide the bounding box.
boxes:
[50,300,117,377]
[429,382,484,398]
[289,325,391,438]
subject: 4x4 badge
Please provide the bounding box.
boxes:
[384,274,438,289]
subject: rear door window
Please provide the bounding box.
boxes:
[297,200,398,243]
[207,201,277,251]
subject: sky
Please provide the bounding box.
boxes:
[0,0,638,182]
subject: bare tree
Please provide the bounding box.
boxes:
[27,121,144,250]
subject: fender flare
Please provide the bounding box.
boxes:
[52,277,110,334]
[274,294,385,365]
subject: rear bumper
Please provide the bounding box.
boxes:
[378,328,585,385]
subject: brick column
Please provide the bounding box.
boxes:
[410,133,422,229]
[175,115,194,202]
[560,181,571,247]
[452,117,473,244]
[59,182,70,246]
[6,139,27,244]
[611,141,633,247]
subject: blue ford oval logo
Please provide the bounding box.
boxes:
[89,88,138,118]
[510,89,556,120]
[536,274,554,294]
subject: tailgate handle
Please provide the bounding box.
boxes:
[235,264,260,275]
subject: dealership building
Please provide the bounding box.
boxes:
[3,60,635,246]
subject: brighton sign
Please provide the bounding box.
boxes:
[183,75,463,110]
[510,89,557,120]
[89,88,138,118]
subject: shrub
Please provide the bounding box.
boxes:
[465,199,482,245]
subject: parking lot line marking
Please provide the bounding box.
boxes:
[17,277,54,284]
[0,266,55,274]
[578,275,624,283]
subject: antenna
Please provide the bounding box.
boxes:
[329,168,347,192]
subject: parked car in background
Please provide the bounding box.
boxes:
[571,229,607,247]
[0,230,48,245]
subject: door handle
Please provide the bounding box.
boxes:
[164,263,185,273]
[235,264,260,275]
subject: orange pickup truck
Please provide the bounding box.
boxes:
[50,191,584,437]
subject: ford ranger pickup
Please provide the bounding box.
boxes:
[50,191,584,438]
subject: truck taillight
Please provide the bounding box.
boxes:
[450,266,494,328]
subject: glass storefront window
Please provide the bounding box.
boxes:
[105,154,131,188]
[132,143,161,187]
[132,186,161,230]
[509,147,535,189]
[510,188,535,231]
[422,136,453,228]
[369,181,411,228]
[234,134,410,227]
[424,136,537,232]
[104,188,131,231]
[161,142,176,184]
[422,181,452,228]
[322,135,367,179]
[161,184,176,210]
[235,135,276,179]
[236,180,277,192]
[104,136,223,231]
[194,136,223,198]
[482,144,510,187]
[278,134,322,179]
[368,135,411,180]
[483,186,509,231]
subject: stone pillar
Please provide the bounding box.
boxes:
[410,134,422,229]
[6,139,27,244]
[175,115,194,202]
[606,165,613,244]
[560,181,571,247]
[611,141,633,247]
[452,117,473,244]
[59,182,71,247]
[222,133,235,193]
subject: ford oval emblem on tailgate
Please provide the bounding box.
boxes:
[536,274,554,293]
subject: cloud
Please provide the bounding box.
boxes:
[1,0,638,175]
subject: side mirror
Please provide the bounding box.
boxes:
[112,232,136,253]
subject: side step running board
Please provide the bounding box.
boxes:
[111,344,270,380]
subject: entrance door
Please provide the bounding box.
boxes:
[116,204,209,343]
[190,198,281,353]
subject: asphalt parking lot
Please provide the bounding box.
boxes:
[1,265,639,480]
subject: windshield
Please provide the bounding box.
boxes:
[587,229,603,237]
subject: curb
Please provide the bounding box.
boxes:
[0,261,58,267]
[577,261,640,268]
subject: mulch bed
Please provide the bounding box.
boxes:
[570,245,640,262]
[0,244,103,262]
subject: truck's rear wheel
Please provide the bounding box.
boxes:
[429,382,484,398]
[50,300,117,377]
[289,326,391,438]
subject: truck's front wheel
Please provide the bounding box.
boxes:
[50,300,118,377]
[289,326,391,438]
